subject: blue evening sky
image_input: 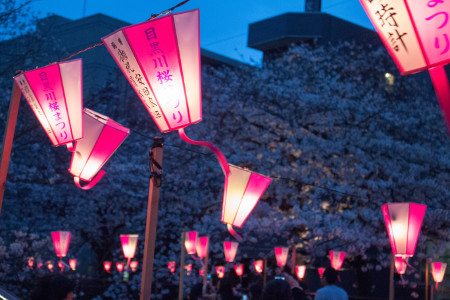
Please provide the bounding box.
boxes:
[30,0,374,64]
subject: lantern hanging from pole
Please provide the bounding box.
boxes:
[395,257,408,275]
[120,234,139,261]
[359,1,450,132]
[28,257,34,269]
[130,261,138,272]
[275,247,289,269]
[296,265,306,280]
[184,231,198,255]
[51,231,71,258]
[168,261,176,274]
[329,250,346,271]
[104,261,112,273]
[69,259,77,271]
[216,266,225,278]
[234,264,243,277]
[196,236,209,259]
[431,262,447,289]
[102,9,201,133]
[318,267,326,279]
[224,241,239,263]
[254,260,263,274]
[68,108,130,190]
[13,59,83,149]
[381,202,426,257]
[116,262,124,273]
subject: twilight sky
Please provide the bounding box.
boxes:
[30,0,374,64]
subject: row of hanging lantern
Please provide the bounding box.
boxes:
[103,260,139,273]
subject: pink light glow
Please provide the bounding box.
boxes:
[216,266,225,278]
[381,203,426,257]
[254,260,263,274]
[130,261,138,272]
[103,261,112,273]
[431,262,447,289]
[184,231,198,255]
[28,257,34,269]
[116,262,124,273]
[318,267,326,278]
[395,257,408,275]
[51,231,71,258]
[13,59,83,146]
[102,9,201,133]
[222,165,271,228]
[196,236,209,259]
[234,264,244,277]
[224,241,239,263]
[69,259,77,271]
[199,269,204,276]
[329,251,346,270]
[185,264,192,275]
[120,234,139,259]
[47,261,54,272]
[58,261,64,271]
[296,265,306,279]
[37,262,43,269]
[168,261,176,274]
[274,247,289,269]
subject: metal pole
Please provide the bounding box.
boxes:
[425,261,429,300]
[0,82,21,216]
[291,245,296,275]
[140,137,164,300]
[203,238,209,285]
[263,258,267,287]
[389,255,394,300]
[178,231,186,300]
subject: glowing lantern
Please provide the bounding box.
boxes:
[58,261,64,271]
[199,269,204,276]
[184,231,198,255]
[102,9,201,133]
[13,59,83,148]
[116,262,124,273]
[47,261,54,272]
[104,261,112,273]
[120,234,139,261]
[274,247,289,269]
[234,264,243,277]
[37,262,43,269]
[69,259,77,271]
[216,266,225,278]
[318,267,325,278]
[168,261,176,274]
[196,236,209,259]
[329,251,346,271]
[296,265,306,280]
[185,264,192,275]
[224,241,239,263]
[69,108,130,189]
[395,257,408,275]
[381,203,426,257]
[254,260,263,274]
[359,1,450,131]
[130,261,138,272]
[28,257,34,269]
[51,231,71,258]
[222,165,272,228]
[431,262,447,289]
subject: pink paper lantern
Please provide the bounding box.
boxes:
[234,264,244,277]
[28,257,34,269]
[13,59,83,147]
[431,262,447,289]
[296,265,306,279]
[130,260,138,272]
[102,9,201,133]
[57,260,64,271]
[51,231,71,258]
[184,231,198,255]
[318,267,326,278]
[274,247,289,269]
[104,261,112,273]
[68,108,130,190]
[216,266,225,278]
[395,257,408,275]
[185,264,192,276]
[222,165,271,228]
[168,261,176,274]
[381,202,426,257]
[199,269,204,276]
[116,262,124,273]
[224,241,239,263]
[254,260,264,274]
[69,259,77,271]
[329,250,346,270]
[196,236,209,259]
[37,262,43,269]
[47,261,54,272]
[120,234,139,260]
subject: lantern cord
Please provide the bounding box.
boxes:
[149,0,191,20]
[227,224,243,242]
[178,128,230,176]
[66,143,74,152]
[58,42,104,63]
[74,170,105,190]
[191,254,198,261]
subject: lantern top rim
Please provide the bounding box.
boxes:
[120,234,139,237]
[13,58,82,78]
[229,164,272,178]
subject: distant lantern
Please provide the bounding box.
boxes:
[185,264,192,276]
[254,260,264,274]
[224,241,239,263]
[222,165,272,228]
[395,257,408,275]
[318,267,326,278]
[58,261,64,271]
[37,262,43,269]
[120,234,139,261]
[102,9,201,133]
[104,261,112,273]
[116,262,124,273]
[199,269,204,276]
[381,203,426,257]
[130,261,138,272]
[329,251,346,271]
[196,236,209,259]
[69,259,77,271]
[28,257,34,269]
[431,262,447,289]
[274,247,289,269]
[184,231,198,255]
[68,108,130,190]
[296,265,306,280]
[47,261,54,272]
[359,1,450,131]
[13,59,83,148]
[51,231,71,258]
[234,264,244,277]
[216,266,225,278]
[168,261,176,274]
